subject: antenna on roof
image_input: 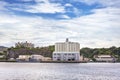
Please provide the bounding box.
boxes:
[66,38,69,42]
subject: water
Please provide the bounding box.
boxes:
[0,63,120,80]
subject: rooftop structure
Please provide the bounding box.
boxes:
[15,41,34,48]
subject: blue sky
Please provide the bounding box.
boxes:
[0,0,120,48]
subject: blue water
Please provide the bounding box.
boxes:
[0,63,120,80]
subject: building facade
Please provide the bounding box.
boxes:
[94,55,116,62]
[17,54,52,62]
[15,41,34,48]
[53,38,80,61]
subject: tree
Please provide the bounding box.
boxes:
[80,47,92,58]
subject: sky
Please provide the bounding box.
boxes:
[0,0,120,48]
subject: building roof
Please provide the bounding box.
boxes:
[97,55,112,58]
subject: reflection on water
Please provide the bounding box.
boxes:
[0,63,120,80]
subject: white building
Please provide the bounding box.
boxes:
[17,55,31,61]
[17,54,52,62]
[53,38,80,61]
[30,55,52,61]
[31,55,44,61]
[94,55,116,62]
[15,41,34,48]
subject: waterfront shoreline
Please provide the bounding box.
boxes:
[0,60,87,63]
[1,60,120,63]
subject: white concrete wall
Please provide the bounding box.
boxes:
[53,52,80,61]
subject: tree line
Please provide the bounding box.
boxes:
[80,46,120,61]
[6,45,54,59]
[3,46,120,61]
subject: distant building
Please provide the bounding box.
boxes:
[79,55,89,62]
[30,55,44,62]
[53,38,80,61]
[15,41,34,48]
[0,46,8,53]
[17,55,31,61]
[94,55,116,62]
[30,55,52,61]
[17,54,52,62]
[44,57,52,61]
[0,55,4,59]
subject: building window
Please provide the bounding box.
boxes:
[72,58,75,61]
[68,59,71,61]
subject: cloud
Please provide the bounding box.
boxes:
[21,0,33,2]
[65,3,73,7]
[4,0,66,14]
[0,0,83,19]
[0,6,120,48]
[0,0,120,48]
[26,2,65,13]
[0,14,20,24]
[0,1,9,11]
[57,15,70,19]
[98,0,120,7]
[27,0,65,13]
[74,0,120,7]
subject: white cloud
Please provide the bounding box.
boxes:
[0,0,120,48]
[21,0,33,1]
[65,3,73,7]
[26,2,65,13]
[0,15,20,24]
[73,7,82,17]
[0,0,65,14]
[57,15,70,19]
[74,0,120,7]
[11,0,65,14]
[98,0,120,7]
[0,1,8,11]
[74,0,97,5]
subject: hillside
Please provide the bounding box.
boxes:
[6,46,120,61]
